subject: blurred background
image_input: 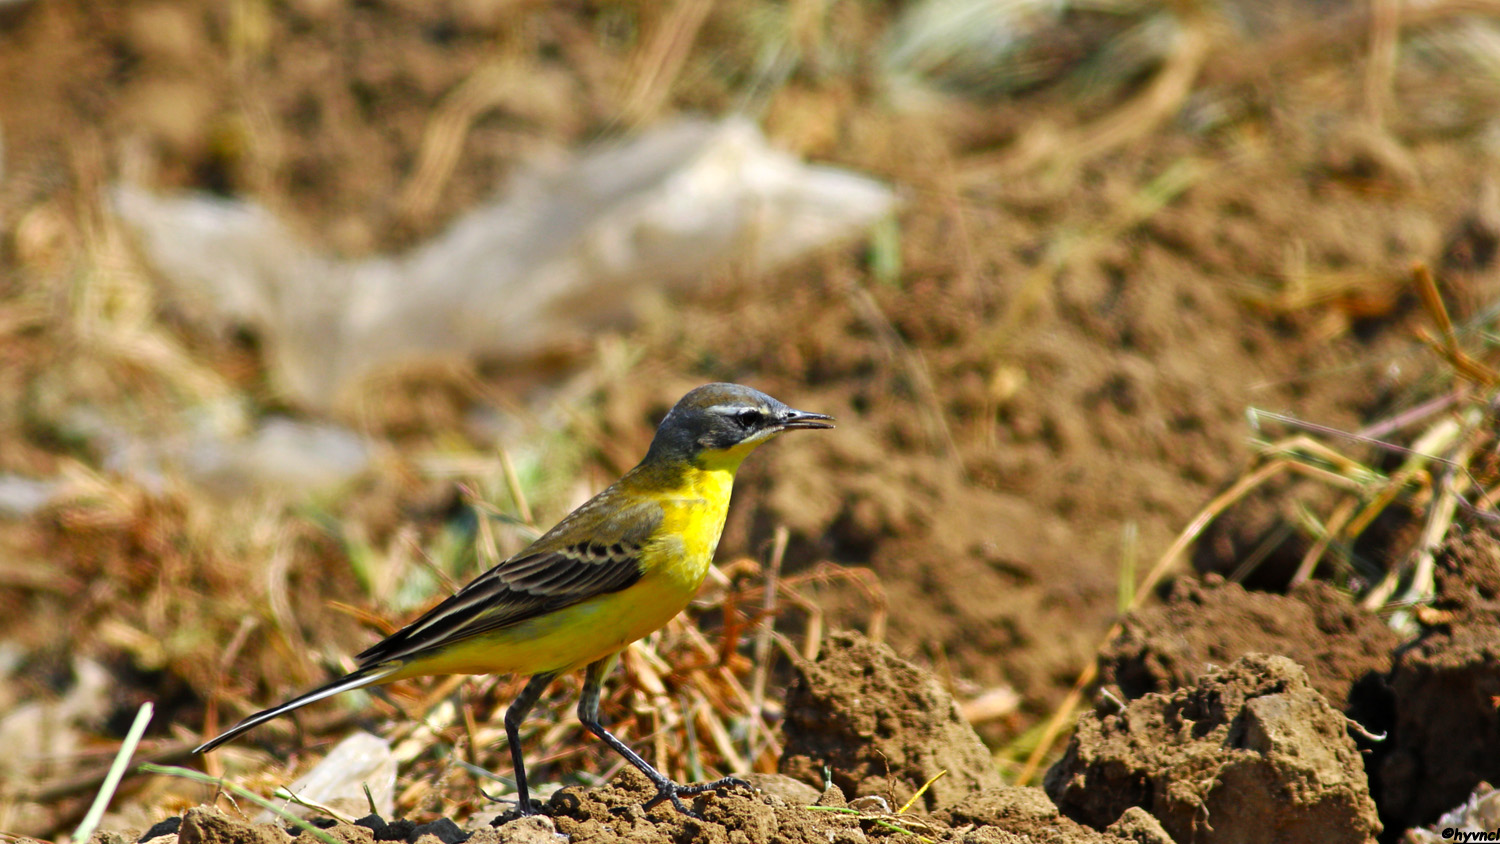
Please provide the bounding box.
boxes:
[3,0,1499,839]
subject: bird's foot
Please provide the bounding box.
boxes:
[476,787,544,819]
[643,776,752,817]
[496,799,546,820]
[514,799,545,818]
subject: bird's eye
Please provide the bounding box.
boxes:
[735,408,765,427]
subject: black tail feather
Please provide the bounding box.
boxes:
[195,664,398,753]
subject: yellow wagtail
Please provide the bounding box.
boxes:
[195,382,833,815]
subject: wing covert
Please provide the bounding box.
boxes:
[355,491,661,667]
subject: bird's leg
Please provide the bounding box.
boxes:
[504,672,557,815]
[577,657,749,816]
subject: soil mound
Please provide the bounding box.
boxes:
[90,808,563,844]
[940,785,1144,844]
[99,773,1157,844]
[1099,575,1398,708]
[1370,530,1500,833]
[544,768,867,844]
[1046,653,1381,844]
[778,631,1003,811]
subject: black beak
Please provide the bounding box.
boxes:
[780,408,836,430]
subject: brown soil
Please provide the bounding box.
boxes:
[1098,575,1399,709]
[72,633,1394,844]
[1047,653,1382,844]
[93,776,1111,844]
[75,634,1119,843]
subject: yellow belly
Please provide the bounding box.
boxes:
[390,466,735,679]
[390,575,696,677]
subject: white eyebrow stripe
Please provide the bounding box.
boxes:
[705,404,766,415]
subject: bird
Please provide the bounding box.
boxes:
[195,382,834,816]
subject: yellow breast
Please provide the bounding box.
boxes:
[642,462,735,592]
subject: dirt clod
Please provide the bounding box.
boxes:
[941,786,1128,844]
[466,815,565,844]
[545,766,871,844]
[468,821,564,844]
[1099,575,1398,708]
[408,819,464,844]
[177,809,292,844]
[1046,653,1381,844]
[1103,808,1174,844]
[778,631,1004,811]
[1371,531,1500,833]
[304,823,372,844]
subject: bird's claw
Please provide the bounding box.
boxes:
[478,788,543,818]
[513,800,544,818]
[643,776,752,817]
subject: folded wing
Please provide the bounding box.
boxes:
[356,490,660,668]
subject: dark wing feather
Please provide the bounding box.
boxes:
[355,489,660,667]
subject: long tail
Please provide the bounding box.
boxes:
[195,663,400,753]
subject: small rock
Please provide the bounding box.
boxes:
[1105,807,1175,844]
[736,773,820,806]
[140,818,184,841]
[846,796,889,814]
[373,819,416,842]
[814,783,848,809]
[177,808,291,844]
[409,819,465,844]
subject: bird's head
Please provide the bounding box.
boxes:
[645,383,834,469]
